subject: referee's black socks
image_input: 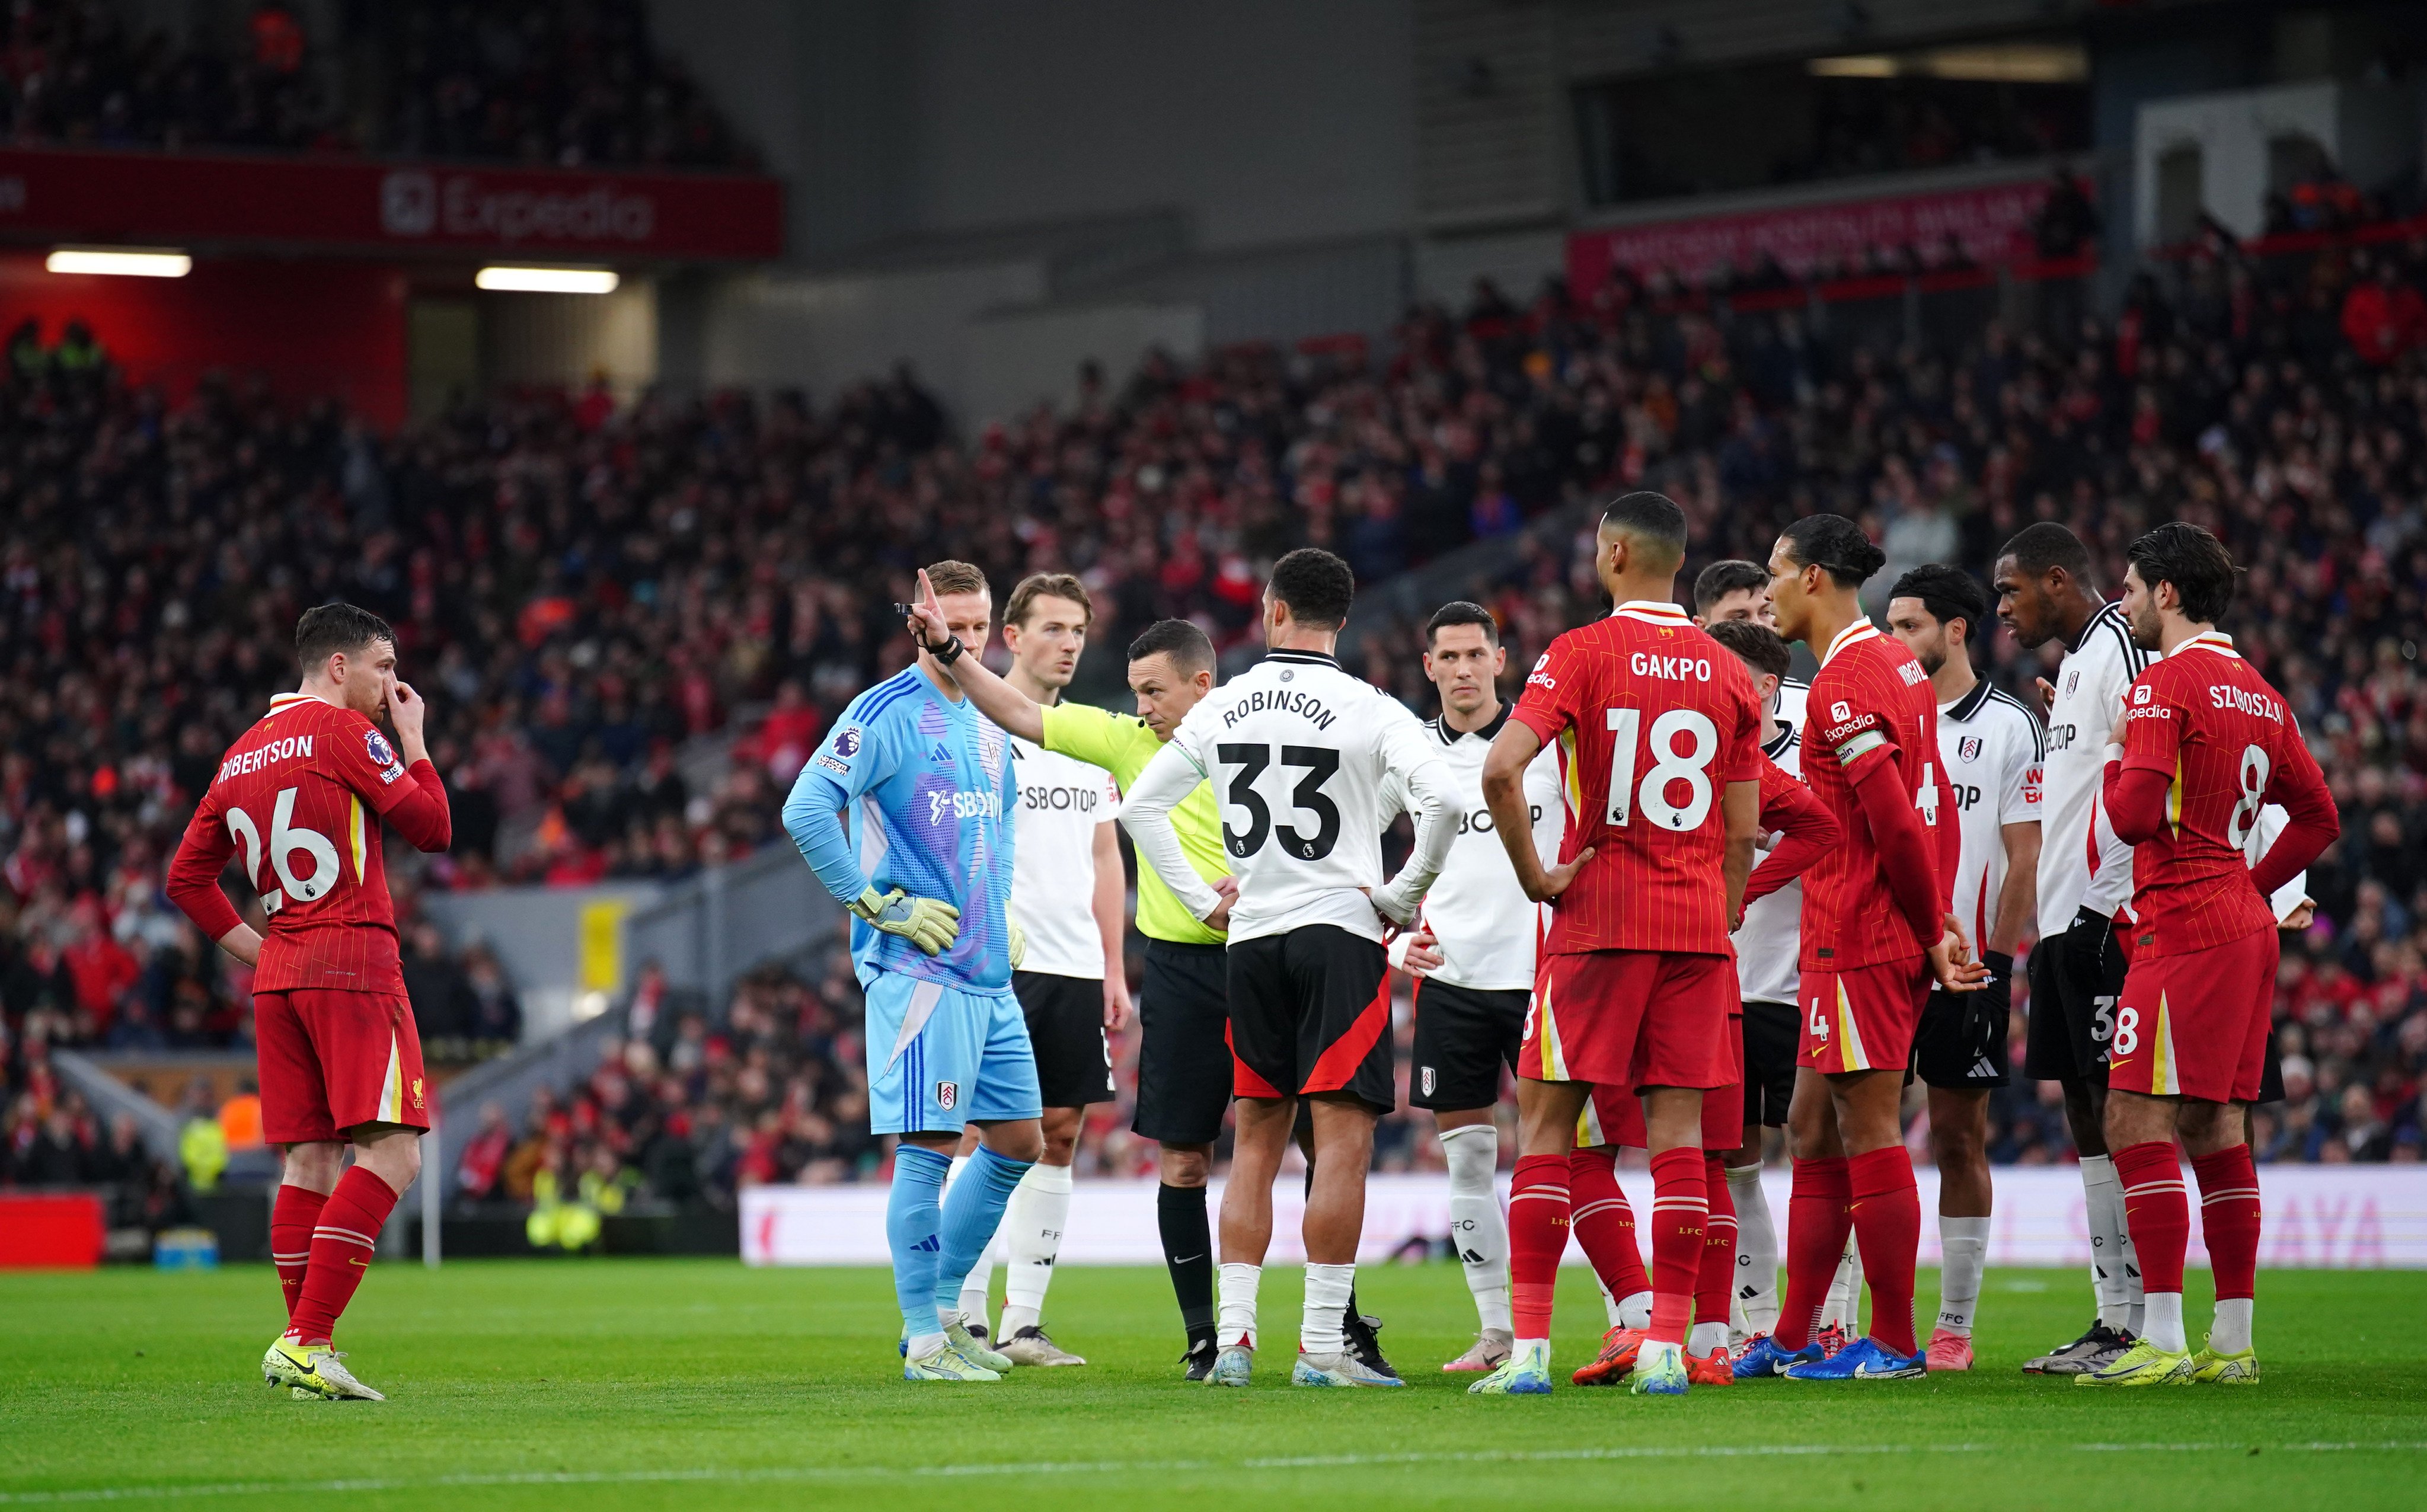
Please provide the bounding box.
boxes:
[1158,1182,1216,1349]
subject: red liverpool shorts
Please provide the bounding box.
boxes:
[255,988,429,1145]
[1522,949,1732,1093]
[2109,928,2279,1104]
[1798,956,1930,1075]
[1579,1014,1743,1150]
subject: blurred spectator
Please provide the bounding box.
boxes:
[2341,257,2427,366]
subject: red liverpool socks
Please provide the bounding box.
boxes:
[1846,1146,1921,1357]
[1566,1146,1650,1308]
[1507,1154,1571,1341]
[1774,1155,1851,1350]
[2115,1140,2190,1351]
[2190,1145,2260,1302]
[1695,1154,1738,1350]
[287,1166,403,1344]
[2190,1144,2261,1354]
[1644,1146,1708,1345]
[270,1182,327,1322]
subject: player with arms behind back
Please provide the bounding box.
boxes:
[1740,516,1982,1383]
[166,603,454,1403]
[2081,524,2337,1387]
[1468,492,1764,1399]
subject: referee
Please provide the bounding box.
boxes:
[927,610,1240,1379]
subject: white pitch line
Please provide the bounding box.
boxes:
[5,1441,2424,1504]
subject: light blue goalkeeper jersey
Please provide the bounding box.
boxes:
[781,665,1017,995]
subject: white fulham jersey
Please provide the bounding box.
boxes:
[1935,679,2044,953]
[1007,732,1121,979]
[1775,675,1810,731]
[2036,600,2154,936]
[1732,714,1806,1008]
[1378,705,1564,992]
[1121,648,1461,945]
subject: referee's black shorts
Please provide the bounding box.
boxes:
[1132,939,1233,1145]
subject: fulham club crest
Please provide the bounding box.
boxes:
[936,1081,958,1111]
[1957,736,1984,763]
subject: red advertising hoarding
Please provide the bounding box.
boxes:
[0,146,783,262]
[1568,174,2061,292]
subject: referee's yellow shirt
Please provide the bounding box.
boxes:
[1039,701,1229,946]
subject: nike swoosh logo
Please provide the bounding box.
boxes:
[1172,1254,1205,1264]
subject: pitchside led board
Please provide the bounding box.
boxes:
[740,1167,2427,1268]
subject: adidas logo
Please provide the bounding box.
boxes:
[912,1235,941,1252]
[1971,1057,1997,1078]
[931,744,954,763]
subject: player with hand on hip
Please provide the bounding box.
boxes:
[1122,549,1463,1389]
[1467,493,1765,1399]
[782,560,1042,1383]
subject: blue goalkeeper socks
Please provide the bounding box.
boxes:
[934,1144,1033,1313]
[889,1143,951,1344]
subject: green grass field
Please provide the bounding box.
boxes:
[2,1260,2422,1509]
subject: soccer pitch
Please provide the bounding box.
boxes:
[3,1261,2422,1510]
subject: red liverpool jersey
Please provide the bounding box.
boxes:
[167,692,452,995]
[1799,619,1952,971]
[1511,599,1763,957]
[2115,631,2330,957]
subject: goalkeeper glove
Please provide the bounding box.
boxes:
[1009,920,1026,970]
[849,886,961,956]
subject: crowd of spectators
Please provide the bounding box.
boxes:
[0,0,750,169]
[4,190,2424,1175]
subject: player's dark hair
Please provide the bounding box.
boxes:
[2126,522,2240,625]
[1423,600,1500,647]
[1267,547,1355,631]
[1998,520,2091,581]
[1888,563,1988,645]
[1601,490,1688,565]
[1692,558,1770,615]
[295,602,395,673]
[1706,618,1791,680]
[1127,617,1216,675]
[1777,514,1887,588]
[1005,571,1091,629]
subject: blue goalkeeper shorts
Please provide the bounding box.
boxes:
[864,971,1042,1134]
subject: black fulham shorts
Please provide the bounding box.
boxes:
[1132,940,1234,1146]
[1013,970,1116,1109]
[1226,925,1394,1116]
[1409,979,1525,1111]
[2023,910,2125,1086]
[1911,986,2011,1090]
[1739,999,1799,1129]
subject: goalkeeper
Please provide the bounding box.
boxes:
[781,559,1043,1383]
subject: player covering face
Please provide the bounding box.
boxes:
[165,603,455,1402]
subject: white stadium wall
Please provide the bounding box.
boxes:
[743,1166,2427,1269]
